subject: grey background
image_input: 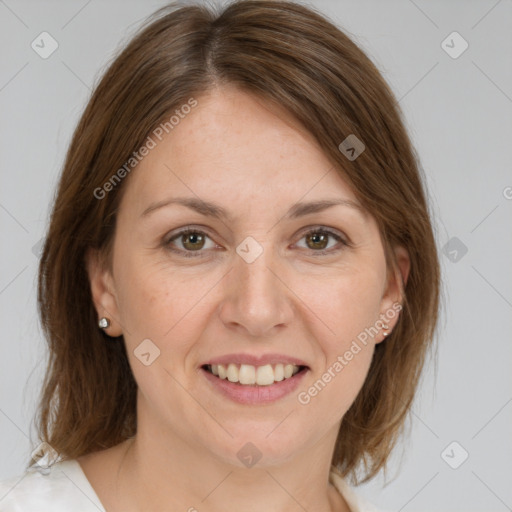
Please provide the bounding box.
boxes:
[1,0,511,510]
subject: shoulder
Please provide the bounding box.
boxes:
[0,459,105,512]
[329,466,389,512]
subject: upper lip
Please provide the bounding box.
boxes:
[202,353,309,368]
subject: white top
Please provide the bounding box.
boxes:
[0,460,385,512]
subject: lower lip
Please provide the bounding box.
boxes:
[200,367,308,405]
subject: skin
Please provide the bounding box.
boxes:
[82,84,410,512]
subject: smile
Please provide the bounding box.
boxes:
[200,363,309,404]
[203,363,305,386]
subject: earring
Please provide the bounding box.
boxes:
[98,317,111,329]
[382,323,389,337]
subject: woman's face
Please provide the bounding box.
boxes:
[89,85,408,467]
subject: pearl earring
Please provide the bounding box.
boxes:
[98,317,111,329]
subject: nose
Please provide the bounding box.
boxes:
[218,243,294,338]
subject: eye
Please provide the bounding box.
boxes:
[295,227,348,255]
[164,226,349,259]
[165,228,217,258]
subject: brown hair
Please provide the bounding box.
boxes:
[32,0,440,483]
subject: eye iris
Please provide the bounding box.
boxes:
[183,232,205,250]
[306,232,328,250]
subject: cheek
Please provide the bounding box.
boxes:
[113,261,207,390]
[297,263,385,411]
[306,348,374,427]
[302,261,386,344]
[298,283,379,422]
[114,253,220,350]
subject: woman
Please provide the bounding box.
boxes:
[0,1,440,511]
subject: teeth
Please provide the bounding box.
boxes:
[274,363,284,381]
[207,363,302,386]
[227,363,238,383]
[256,364,275,386]
[239,364,256,385]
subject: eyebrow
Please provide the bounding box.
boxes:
[140,196,367,221]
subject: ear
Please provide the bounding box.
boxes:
[85,247,123,337]
[376,245,410,343]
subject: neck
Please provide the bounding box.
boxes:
[114,429,350,512]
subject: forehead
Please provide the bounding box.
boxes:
[120,86,359,218]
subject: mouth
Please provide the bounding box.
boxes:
[200,362,309,404]
[201,363,308,386]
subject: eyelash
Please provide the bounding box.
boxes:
[164,226,349,259]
